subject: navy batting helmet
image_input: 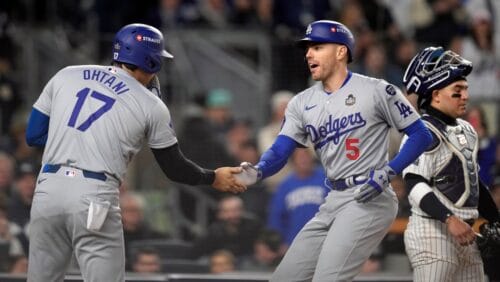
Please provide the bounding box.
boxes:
[403,46,472,108]
[112,23,173,73]
[297,20,355,63]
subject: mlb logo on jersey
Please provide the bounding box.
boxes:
[65,169,77,178]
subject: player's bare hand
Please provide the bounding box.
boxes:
[446,215,476,246]
[213,167,247,194]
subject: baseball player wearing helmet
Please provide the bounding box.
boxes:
[24,23,245,282]
[235,20,432,281]
[401,46,500,282]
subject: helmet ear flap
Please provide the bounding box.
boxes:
[145,55,157,72]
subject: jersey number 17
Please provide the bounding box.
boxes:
[68,87,116,131]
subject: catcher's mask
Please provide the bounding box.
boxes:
[403,46,472,109]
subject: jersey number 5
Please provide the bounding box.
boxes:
[68,87,116,131]
[346,138,360,160]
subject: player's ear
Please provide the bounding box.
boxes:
[432,89,441,104]
[337,45,348,62]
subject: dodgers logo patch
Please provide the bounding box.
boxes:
[385,84,396,96]
[394,101,413,118]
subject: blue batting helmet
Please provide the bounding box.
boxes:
[297,20,355,63]
[112,23,173,73]
[403,46,472,108]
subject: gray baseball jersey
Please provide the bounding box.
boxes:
[272,73,419,282]
[28,65,176,282]
[280,73,419,180]
[33,65,177,181]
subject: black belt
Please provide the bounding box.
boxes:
[42,164,107,181]
[325,174,367,191]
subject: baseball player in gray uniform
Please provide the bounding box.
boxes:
[24,23,245,282]
[235,20,432,282]
[401,46,500,282]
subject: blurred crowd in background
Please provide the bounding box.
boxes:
[0,0,499,277]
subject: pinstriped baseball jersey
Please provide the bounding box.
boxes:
[401,118,479,220]
[402,116,484,282]
[279,73,420,180]
[33,65,177,181]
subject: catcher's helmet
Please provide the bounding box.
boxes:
[403,46,472,108]
[297,20,355,63]
[112,23,173,73]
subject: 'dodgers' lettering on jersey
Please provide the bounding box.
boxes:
[306,112,367,149]
[83,69,130,95]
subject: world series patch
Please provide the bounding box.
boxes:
[385,84,396,96]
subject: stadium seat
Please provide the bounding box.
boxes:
[129,239,196,260]
[161,259,210,274]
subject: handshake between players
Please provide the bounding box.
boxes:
[231,161,396,204]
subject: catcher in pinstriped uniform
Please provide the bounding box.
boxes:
[401,46,500,282]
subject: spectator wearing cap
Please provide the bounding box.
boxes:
[7,161,38,254]
[176,91,238,239]
[204,88,235,142]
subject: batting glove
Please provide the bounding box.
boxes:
[354,165,396,203]
[234,162,262,186]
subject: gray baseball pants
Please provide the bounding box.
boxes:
[271,186,398,282]
[28,166,124,282]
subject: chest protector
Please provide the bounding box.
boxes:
[423,115,479,207]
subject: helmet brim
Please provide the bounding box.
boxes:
[161,50,174,59]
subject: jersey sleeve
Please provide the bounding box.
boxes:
[33,70,62,115]
[147,101,178,149]
[376,81,420,131]
[401,134,436,181]
[279,96,308,146]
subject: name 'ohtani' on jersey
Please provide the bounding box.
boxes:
[306,112,367,149]
[82,69,130,95]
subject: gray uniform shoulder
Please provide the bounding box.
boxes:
[57,64,106,74]
[352,73,398,89]
[351,72,381,84]
[290,83,321,104]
